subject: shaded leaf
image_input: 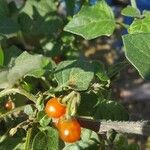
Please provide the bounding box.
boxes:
[32,127,59,150]
[0,46,4,65]
[93,61,109,82]
[0,17,19,35]
[18,0,62,38]
[94,99,129,121]
[0,131,25,150]
[0,0,9,17]
[20,0,56,18]
[64,1,115,40]
[3,46,22,66]
[123,33,150,80]
[32,131,47,150]
[77,92,98,117]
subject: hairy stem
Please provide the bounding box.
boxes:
[0,88,36,103]
[131,0,137,9]
[0,105,33,119]
[116,21,129,29]
[77,117,150,136]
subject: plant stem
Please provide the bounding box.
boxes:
[131,0,137,9]
[0,88,37,103]
[77,117,150,136]
[0,105,31,119]
[116,21,129,29]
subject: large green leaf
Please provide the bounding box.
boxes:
[121,5,141,18]
[64,1,115,40]
[94,99,129,121]
[0,0,9,17]
[77,93,98,117]
[128,16,150,34]
[78,93,128,120]
[55,60,94,91]
[123,33,150,80]
[0,46,4,65]
[46,127,59,150]
[63,129,100,150]
[0,17,19,35]
[0,51,52,89]
[32,127,59,150]
[32,131,47,150]
[7,51,52,86]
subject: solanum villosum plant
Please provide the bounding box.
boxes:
[0,0,150,149]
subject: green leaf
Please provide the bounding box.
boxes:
[3,46,22,66]
[123,33,150,80]
[7,51,52,86]
[0,131,25,150]
[94,99,129,121]
[77,93,98,117]
[37,111,51,127]
[55,60,94,91]
[20,0,56,18]
[18,0,62,38]
[143,10,150,17]
[64,1,115,40]
[113,133,128,149]
[24,126,39,150]
[0,46,4,65]
[127,144,140,150]
[107,61,128,79]
[32,131,47,150]
[78,93,128,120]
[24,105,34,116]
[0,69,9,89]
[121,5,141,18]
[0,17,19,36]
[128,16,150,34]
[65,0,76,16]
[93,61,109,82]
[0,51,52,89]
[0,0,9,17]
[46,127,59,150]
[63,129,100,150]
[32,128,59,150]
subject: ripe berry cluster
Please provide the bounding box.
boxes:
[45,97,81,143]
